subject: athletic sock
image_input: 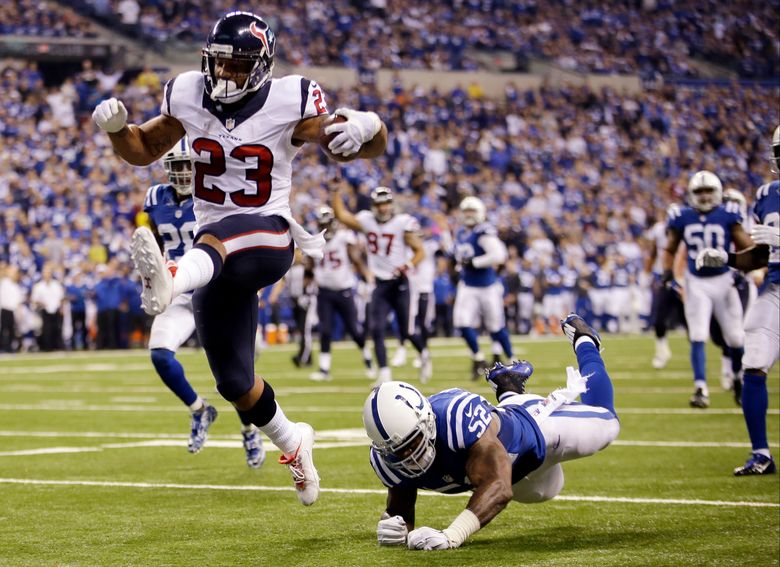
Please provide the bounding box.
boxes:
[742,372,769,452]
[260,403,302,457]
[690,341,706,382]
[319,352,331,374]
[575,340,615,416]
[150,348,198,407]
[459,327,480,354]
[172,245,223,298]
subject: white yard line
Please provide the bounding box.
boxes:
[0,477,775,508]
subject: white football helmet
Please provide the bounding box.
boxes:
[363,381,437,478]
[771,125,780,174]
[687,170,722,213]
[163,137,192,196]
[371,186,394,223]
[459,196,486,227]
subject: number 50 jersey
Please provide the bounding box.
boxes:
[369,388,546,494]
[161,71,329,228]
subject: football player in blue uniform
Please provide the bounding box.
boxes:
[144,138,265,468]
[364,314,619,550]
[663,171,754,408]
[452,197,513,380]
[697,126,780,475]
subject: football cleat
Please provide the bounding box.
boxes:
[733,453,776,476]
[652,341,671,369]
[188,403,218,454]
[471,358,489,381]
[688,388,710,409]
[291,354,312,368]
[486,360,534,398]
[419,351,433,384]
[131,226,173,316]
[561,313,602,352]
[364,358,376,380]
[278,422,320,506]
[391,346,407,367]
[242,426,266,469]
[309,370,332,382]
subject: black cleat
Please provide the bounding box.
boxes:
[471,358,489,381]
[492,354,503,366]
[486,360,534,400]
[291,355,312,368]
[689,387,710,409]
[734,453,776,476]
[560,313,602,352]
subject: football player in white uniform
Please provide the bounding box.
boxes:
[663,171,754,408]
[93,11,387,506]
[309,205,374,381]
[144,138,264,468]
[365,314,619,551]
[697,125,780,475]
[452,197,513,380]
[332,186,432,383]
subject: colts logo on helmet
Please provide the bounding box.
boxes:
[249,22,270,53]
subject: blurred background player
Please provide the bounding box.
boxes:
[332,186,431,383]
[364,314,619,551]
[452,196,513,380]
[308,205,374,382]
[697,125,780,475]
[143,138,265,468]
[663,171,754,408]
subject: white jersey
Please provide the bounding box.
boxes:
[355,211,419,280]
[161,71,328,229]
[646,221,667,275]
[409,237,438,294]
[315,229,358,291]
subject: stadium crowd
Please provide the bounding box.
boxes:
[57,0,780,78]
[0,56,777,352]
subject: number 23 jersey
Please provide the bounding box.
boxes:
[161,71,329,228]
[369,389,546,494]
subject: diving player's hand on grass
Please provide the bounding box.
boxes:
[377,514,408,546]
[407,527,452,551]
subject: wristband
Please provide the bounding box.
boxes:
[727,252,736,268]
[442,509,480,548]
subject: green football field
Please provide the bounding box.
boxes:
[0,334,777,567]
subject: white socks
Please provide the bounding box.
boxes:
[319,352,332,373]
[259,402,302,456]
[188,397,205,412]
[172,248,215,298]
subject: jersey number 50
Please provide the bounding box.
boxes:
[192,138,273,207]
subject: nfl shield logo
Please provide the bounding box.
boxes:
[225,117,235,130]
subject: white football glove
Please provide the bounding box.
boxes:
[377,514,408,546]
[751,224,780,248]
[92,97,128,133]
[695,248,728,270]
[407,527,452,551]
[324,108,381,157]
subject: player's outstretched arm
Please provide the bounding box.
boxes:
[408,420,512,551]
[331,189,364,233]
[93,98,186,166]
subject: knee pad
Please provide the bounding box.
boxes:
[237,381,278,427]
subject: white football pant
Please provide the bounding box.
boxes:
[148,293,196,351]
[453,281,505,332]
[684,271,744,346]
[743,283,780,372]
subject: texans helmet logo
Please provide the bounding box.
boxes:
[249,21,270,53]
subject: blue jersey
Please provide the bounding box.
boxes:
[455,224,499,287]
[143,184,196,261]
[543,267,563,295]
[369,388,545,494]
[612,265,631,288]
[754,181,780,284]
[667,202,743,277]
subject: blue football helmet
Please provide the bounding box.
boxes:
[202,11,276,104]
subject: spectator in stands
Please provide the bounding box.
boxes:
[66,271,89,350]
[93,263,121,350]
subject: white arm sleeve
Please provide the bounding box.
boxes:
[471,235,507,268]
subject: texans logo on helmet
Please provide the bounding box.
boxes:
[249,22,270,52]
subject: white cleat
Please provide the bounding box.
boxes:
[651,341,671,369]
[372,366,392,386]
[365,362,377,380]
[419,351,433,384]
[278,422,320,506]
[390,346,407,367]
[131,226,173,316]
[309,371,332,382]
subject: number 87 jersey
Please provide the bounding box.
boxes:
[160,70,329,228]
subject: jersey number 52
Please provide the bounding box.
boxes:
[192,138,274,207]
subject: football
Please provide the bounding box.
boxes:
[319,114,351,161]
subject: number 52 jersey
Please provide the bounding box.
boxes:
[161,71,329,228]
[369,388,546,494]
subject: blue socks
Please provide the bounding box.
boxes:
[742,372,769,451]
[490,328,513,358]
[459,327,480,354]
[151,348,198,407]
[576,341,616,416]
[690,341,706,382]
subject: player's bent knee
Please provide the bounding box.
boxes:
[150,348,176,371]
[512,465,564,503]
